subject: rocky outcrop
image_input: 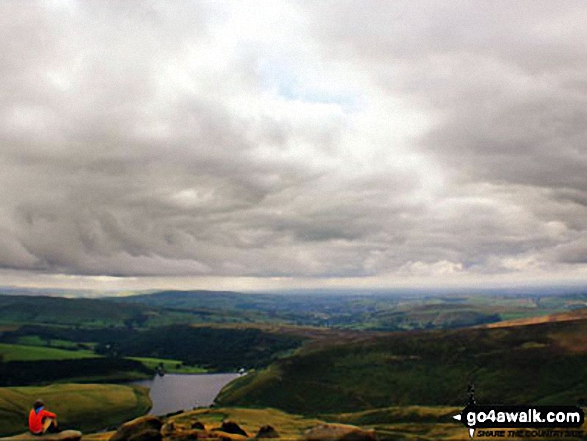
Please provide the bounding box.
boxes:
[109,415,163,441]
[255,425,279,438]
[164,420,249,441]
[0,430,82,441]
[304,424,377,441]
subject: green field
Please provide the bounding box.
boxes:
[0,343,97,362]
[0,383,151,436]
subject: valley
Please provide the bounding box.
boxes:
[1,288,587,439]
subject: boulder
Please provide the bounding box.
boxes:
[191,422,205,431]
[216,422,247,437]
[255,425,279,438]
[0,430,82,441]
[162,422,177,436]
[110,415,163,441]
[304,424,376,441]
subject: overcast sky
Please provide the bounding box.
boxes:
[1,0,587,292]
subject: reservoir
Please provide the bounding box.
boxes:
[133,373,240,416]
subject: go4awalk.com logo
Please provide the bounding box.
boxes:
[453,404,585,438]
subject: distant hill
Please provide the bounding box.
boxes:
[0,295,151,327]
[217,313,587,414]
[0,294,240,328]
[107,290,509,330]
[109,290,250,308]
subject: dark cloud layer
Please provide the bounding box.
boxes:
[1,1,586,287]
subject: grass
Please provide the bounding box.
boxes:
[217,315,587,415]
[0,383,151,436]
[0,343,97,362]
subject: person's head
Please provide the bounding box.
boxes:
[33,399,44,411]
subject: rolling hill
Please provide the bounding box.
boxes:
[217,309,587,415]
[0,294,247,328]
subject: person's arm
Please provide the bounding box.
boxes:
[41,409,57,419]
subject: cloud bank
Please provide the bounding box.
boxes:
[1,0,587,289]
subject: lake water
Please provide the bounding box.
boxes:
[132,373,240,416]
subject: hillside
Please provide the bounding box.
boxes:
[483,307,587,328]
[0,295,161,328]
[217,314,587,414]
[0,324,304,384]
[0,294,250,328]
[0,384,150,436]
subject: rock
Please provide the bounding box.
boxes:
[109,415,163,441]
[0,430,82,441]
[304,424,376,441]
[255,425,279,438]
[162,422,177,436]
[216,422,247,438]
[191,422,205,431]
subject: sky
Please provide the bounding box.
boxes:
[1,0,587,292]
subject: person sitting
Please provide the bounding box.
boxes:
[29,399,59,435]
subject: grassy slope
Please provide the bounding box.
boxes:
[217,311,587,415]
[0,343,97,362]
[0,383,151,436]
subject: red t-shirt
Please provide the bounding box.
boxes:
[29,408,57,434]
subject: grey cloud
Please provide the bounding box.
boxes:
[301,0,587,272]
[551,238,587,264]
[1,0,587,283]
